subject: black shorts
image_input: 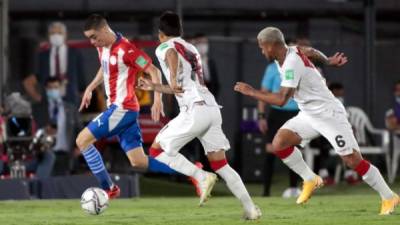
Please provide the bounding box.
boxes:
[265,108,299,143]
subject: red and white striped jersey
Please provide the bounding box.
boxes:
[155,37,218,109]
[97,33,152,111]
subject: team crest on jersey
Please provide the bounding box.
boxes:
[110,56,117,65]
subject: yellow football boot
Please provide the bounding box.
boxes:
[380,193,400,215]
[296,176,323,204]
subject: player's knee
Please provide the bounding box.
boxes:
[76,133,89,151]
[129,157,147,169]
[271,137,286,152]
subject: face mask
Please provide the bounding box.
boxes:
[396,96,400,104]
[196,43,209,56]
[46,89,61,101]
[49,34,65,47]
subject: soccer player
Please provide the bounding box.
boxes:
[76,14,213,200]
[234,26,399,215]
[137,11,261,220]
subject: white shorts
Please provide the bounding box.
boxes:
[155,104,230,156]
[281,106,360,156]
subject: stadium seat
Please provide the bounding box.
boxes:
[346,106,391,179]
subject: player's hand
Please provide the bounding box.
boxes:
[327,52,348,67]
[137,77,154,91]
[170,83,184,97]
[234,82,256,96]
[258,118,268,134]
[151,100,165,122]
[79,88,92,112]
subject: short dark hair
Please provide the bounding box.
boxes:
[45,77,61,85]
[84,14,107,31]
[328,82,344,91]
[159,11,182,37]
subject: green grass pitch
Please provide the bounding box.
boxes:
[0,196,398,225]
[0,177,399,225]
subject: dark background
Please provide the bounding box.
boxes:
[4,0,400,161]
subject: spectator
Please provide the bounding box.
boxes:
[45,77,81,175]
[385,80,400,133]
[23,21,85,128]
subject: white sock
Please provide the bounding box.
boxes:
[216,164,255,212]
[282,147,316,181]
[156,152,206,182]
[362,164,394,200]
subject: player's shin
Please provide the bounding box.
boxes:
[210,158,255,212]
[354,160,394,200]
[149,147,206,181]
[82,144,113,190]
[275,146,316,181]
[147,147,176,174]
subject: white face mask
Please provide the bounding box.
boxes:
[46,89,61,101]
[196,43,209,56]
[49,34,65,47]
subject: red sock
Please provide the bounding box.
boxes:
[210,159,228,171]
[149,147,163,158]
[354,160,371,176]
[274,146,294,159]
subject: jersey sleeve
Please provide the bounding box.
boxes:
[123,45,152,71]
[280,55,303,88]
[261,64,275,91]
[155,42,174,61]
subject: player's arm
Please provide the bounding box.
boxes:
[79,67,103,111]
[144,64,163,102]
[165,48,184,95]
[139,48,184,95]
[86,67,104,91]
[137,77,179,94]
[298,46,348,67]
[144,64,165,121]
[235,82,295,107]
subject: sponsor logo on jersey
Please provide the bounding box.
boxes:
[285,69,294,80]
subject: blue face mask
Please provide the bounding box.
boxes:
[46,89,61,101]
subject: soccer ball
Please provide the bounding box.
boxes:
[80,187,109,215]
